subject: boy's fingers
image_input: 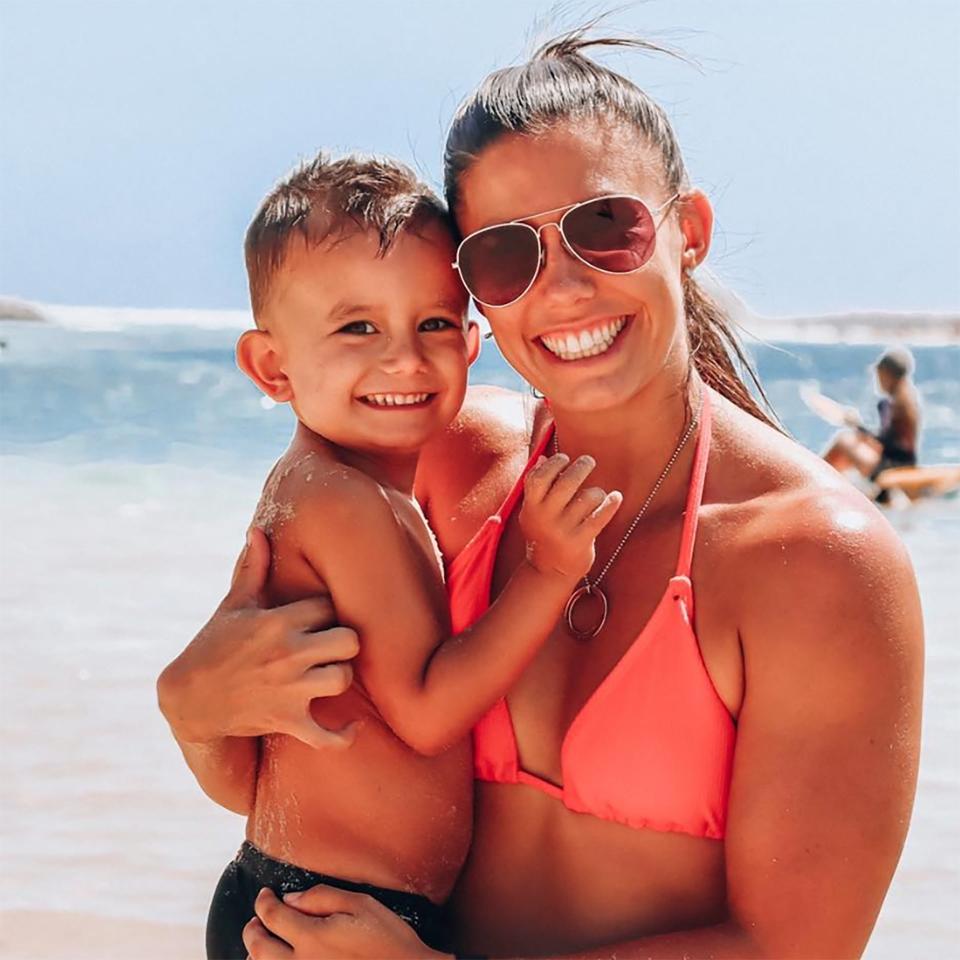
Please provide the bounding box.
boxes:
[224,526,271,610]
[563,486,609,526]
[542,456,597,510]
[581,490,623,533]
[523,453,570,500]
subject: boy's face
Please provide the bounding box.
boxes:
[253,224,474,456]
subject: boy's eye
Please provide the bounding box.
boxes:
[420,316,460,332]
[337,320,376,335]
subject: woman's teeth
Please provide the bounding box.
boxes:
[361,392,431,407]
[540,316,627,361]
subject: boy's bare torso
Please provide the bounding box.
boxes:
[247,435,472,904]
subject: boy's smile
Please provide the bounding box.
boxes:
[358,392,435,408]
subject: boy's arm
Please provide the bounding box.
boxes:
[302,457,620,756]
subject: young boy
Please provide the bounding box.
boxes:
[204,153,622,957]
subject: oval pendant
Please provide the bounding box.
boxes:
[563,584,609,641]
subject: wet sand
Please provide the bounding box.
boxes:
[0,911,200,959]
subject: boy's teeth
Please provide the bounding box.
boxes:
[364,392,430,407]
[541,316,627,361]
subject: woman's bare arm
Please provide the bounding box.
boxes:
[156,529,359,813]
[565,490,923,958]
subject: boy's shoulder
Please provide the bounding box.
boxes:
[254,448,397,539]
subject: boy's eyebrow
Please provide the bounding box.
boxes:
[428,298,469,315]
[327,301,379,321]
[327,298,466,320]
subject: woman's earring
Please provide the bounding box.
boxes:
[483,330,495,340]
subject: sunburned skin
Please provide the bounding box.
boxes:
[247,438,473,903]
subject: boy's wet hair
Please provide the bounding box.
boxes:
[245,153,454,317]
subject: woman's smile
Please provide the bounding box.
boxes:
[536,313,631,362]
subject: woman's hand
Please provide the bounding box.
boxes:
[243,886,449,959]
[157,527,360,749]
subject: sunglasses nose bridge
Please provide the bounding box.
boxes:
[535,219,583,272]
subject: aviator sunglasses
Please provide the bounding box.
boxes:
[452,193,680,308]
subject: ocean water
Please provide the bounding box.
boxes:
[0,316,958,957]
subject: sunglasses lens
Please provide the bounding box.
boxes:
[457,224,540,307]
[563,196,657,273]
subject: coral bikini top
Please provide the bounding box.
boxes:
[446,394,735,840]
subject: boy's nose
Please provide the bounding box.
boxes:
[379,334,429,374]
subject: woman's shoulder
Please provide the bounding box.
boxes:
[707,392,874,518]
[703,394,917,636]
[416,385,540,558]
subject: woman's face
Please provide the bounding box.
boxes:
[455,119,712,413]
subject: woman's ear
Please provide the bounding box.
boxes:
[677,189,713,272]
[236,329,293,402]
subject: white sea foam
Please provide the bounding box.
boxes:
[3,296,959,344]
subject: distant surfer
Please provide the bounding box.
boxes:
[822,347,920,491]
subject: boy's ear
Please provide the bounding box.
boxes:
[465,320,482,365]
[236,329,293,402]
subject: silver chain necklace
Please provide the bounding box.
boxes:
[556,396,703,641]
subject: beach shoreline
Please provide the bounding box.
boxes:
[0,911,202,960]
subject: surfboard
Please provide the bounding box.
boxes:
[873,464,960,499]
[799,383,859,428]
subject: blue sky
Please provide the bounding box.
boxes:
[1,0,958,316]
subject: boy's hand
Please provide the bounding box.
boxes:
[157,527,360,750]
[519,453,622,581]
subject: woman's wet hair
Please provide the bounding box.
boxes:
[444,26,777,427]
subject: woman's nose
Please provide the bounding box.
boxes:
[533,223,596,304]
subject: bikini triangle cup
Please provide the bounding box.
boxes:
[447,391,736,840]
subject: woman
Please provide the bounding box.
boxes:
[159,31,922,958]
